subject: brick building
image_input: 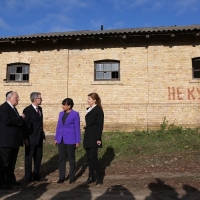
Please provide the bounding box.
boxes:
[0,25,200,134]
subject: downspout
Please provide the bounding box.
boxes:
[146,45,149,131]
[67,49,69,97]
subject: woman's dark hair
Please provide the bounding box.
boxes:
[62,98,74,109]
[88,92,102,108]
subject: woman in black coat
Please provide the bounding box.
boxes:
[83,92,104,186]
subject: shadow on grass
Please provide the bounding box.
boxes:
[99,146,115,181]
[74,146,115,182]
[75,153,87,180]
[40,154,60,177]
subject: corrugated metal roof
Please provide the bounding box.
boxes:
[1,24,200,40]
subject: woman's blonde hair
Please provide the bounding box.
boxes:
[88,92,102,108]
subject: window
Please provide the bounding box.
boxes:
[7,63,29,82]
[94,60,120,80]
[192,58,200,78]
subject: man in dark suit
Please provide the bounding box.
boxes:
[0,91,25,190]
[23,92,45,183]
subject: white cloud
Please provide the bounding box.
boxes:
[0,0,93,35]
[0,18,11,30]
[22,13,73,34]
[2,0,91,14]
[90,19,105,30]
[106,0,163,11]
[174,0,199,15]
[5,0,18,9]
[109,21,125,29]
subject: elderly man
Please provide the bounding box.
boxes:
[0,91,25,190]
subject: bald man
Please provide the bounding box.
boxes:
[0,91,25,190]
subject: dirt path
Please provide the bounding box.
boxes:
[1,171,200,200]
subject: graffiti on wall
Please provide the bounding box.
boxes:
[168,87,200,100]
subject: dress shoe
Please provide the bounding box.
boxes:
[96,179,102,186]
[0,184,12,190]
[57,179,65,183]
[33,173,41,181]
[25,178,33,184]
[10,181,21,186]
[83,177,96,185]
[69,178,75,184]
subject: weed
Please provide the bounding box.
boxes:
[15,119,200,176]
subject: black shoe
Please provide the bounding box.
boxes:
[69,179,75,184]
[10,181,21,186]
[57,179,65,183]
[33,173,41,181]
[0,184,12,190]
[83,177,96,185]
[25,178,33,184]
[96,179,102,186]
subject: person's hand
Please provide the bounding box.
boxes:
[97,141,101,145]
[76,143,80,147]
[21,113,25,118]
[54,140,58,146]
[24,139,29,146]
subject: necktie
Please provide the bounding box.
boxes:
[13,107,19,116]
[36,107,40,116]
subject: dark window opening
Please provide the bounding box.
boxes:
[192,58,200,79]
[7,63,30,82]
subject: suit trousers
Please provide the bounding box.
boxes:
[85,147,101,180]
[25,143,43,181]
[58,141,76,180]
[0,147,19,184]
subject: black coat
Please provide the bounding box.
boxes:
[23,104,45,145]
[0,102,24,148]
[83,105,104,148]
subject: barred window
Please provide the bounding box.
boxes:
[94,60,120,80]
[7,63,29,82]
[192,57,200,78]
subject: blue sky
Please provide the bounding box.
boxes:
[0,0,199,37]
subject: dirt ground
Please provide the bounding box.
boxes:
[1,151,200,199]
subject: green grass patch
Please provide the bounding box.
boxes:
[16,118,200,175]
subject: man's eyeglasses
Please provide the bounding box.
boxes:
[36,98,42,100]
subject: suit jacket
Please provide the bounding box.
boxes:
[83,105,104,148]
[23,104,45,145]
[0,102,24,148]
[55,109,81,144]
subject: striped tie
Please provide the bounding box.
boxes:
[36,107,40,116]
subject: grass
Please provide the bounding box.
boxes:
[16,118,200,176]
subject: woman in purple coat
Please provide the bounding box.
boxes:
[54,98,81,184]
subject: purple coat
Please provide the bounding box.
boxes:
[55,109,81,144]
